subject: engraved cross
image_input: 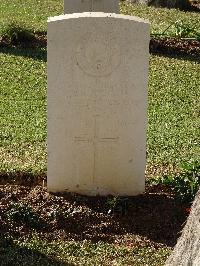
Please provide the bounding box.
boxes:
[74,115,119,181]
[74,115,119,145]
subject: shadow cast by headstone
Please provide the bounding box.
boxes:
[150,4,200,13]
[0,46,47,62]
[113,192,187,247]
[136,0,200,12]
[150,50,200,63]
[0,235,73,266]
[1,36,199,63]
[58,189,188,247]
[150,38,200,63]
[0,171,46,187]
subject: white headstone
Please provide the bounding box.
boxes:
[47,13,150,196]
[64,0,119,13]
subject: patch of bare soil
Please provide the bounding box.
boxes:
[0,32,199,60]
[150,38,200,59]
[0,31,47,48]
[0,184,189,248]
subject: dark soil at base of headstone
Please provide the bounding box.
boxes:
[124,0,200,12]
[0,183,189,248]
[0,32,199,60]
[150,37,200,59]
[0,31,47,49]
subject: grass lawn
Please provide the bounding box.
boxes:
[0,47,47,175]
[1,236,170,265]
[0,0,199,265]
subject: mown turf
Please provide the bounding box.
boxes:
[0,236,170,266]
[148,55,199,165]
[0,48,47,173]
[121,2,200,37]
[0,0,63,33]
[1,0,200,36]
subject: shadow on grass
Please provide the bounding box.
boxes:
[0,235,73,266]
[150,38,200,63]
[148,2,200,13]
[1,43,199,64]
[0,46,47,62]
[0,171,46,186]
[0,32,199,63]
[151,51,200,63]
[0,30,47,61]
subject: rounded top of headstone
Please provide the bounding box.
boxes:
[48,12,150,26]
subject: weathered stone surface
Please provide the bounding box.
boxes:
[47,13,150,195]
[165,189,200,266]
[64,0,119,13]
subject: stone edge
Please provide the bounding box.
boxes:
[48,12,150,25]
